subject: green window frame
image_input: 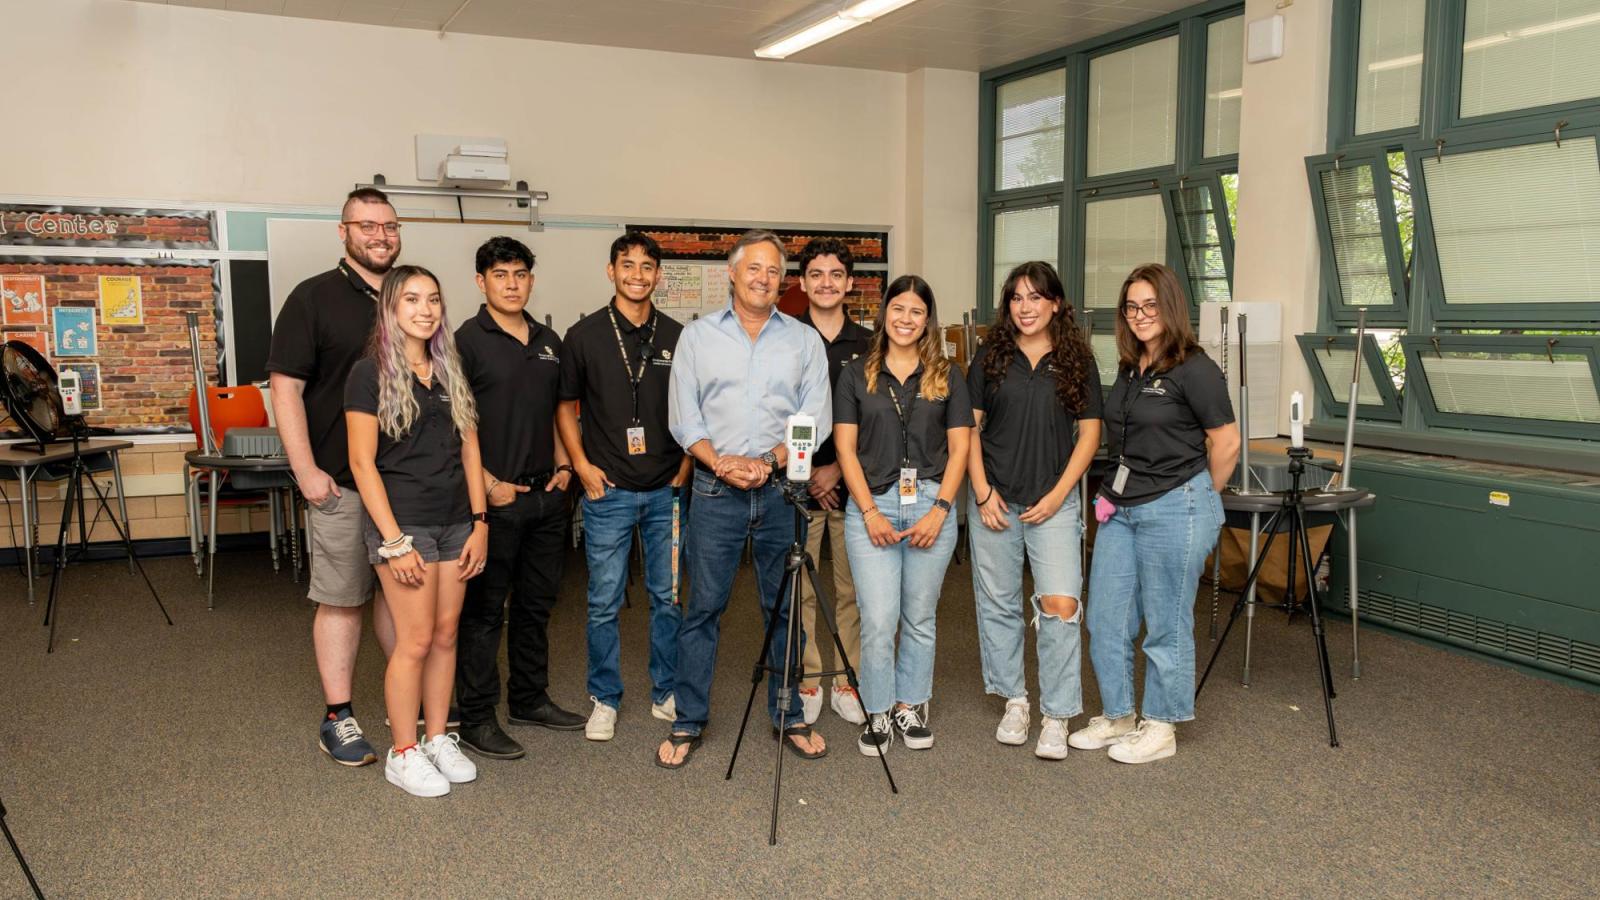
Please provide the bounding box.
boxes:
[1076,183,1174,314]
[1398,334,1600,440]
[1296,333,1405,421]
[1306,152,1410,324]
[1168,174,1235,306]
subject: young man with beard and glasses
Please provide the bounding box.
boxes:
[791,238,870,728]
[556,232,691,742]
[452,236,583,761]
[657,229,832,770]
[269,187,403,767]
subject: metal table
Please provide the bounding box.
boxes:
[0,438,134,605]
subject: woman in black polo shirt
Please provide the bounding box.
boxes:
[966,260,1102,761]
[1072,262,1239,765]
[834,275,973,756]
[346,265,490,797]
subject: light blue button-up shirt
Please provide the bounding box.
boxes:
[668,303,832,458]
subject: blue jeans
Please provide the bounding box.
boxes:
[968,487,1085,719]
[672,469,803,736]
[843,481,958,716]
[1086,470,1223,723]
[582,485,682,710]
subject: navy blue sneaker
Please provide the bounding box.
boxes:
[319,711,377,767]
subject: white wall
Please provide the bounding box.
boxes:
[906,68,981,320]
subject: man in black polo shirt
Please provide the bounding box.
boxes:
[267,187,400,767]
[792,237,871,727]
[556,232,691,742]
[453,236,583,760]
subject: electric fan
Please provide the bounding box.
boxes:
[0,340,64,452]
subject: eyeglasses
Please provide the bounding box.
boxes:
[1122,300,1160,319]
[343,220,402,236]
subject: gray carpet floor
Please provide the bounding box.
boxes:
[1,544,1597,899]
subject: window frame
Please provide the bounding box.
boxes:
[1075,180,1180,318]
[1435,0,1600,135]
[1306,150,1411,325]
[983,192,1067,317]
[1166,172,1236,307]
[1398,333,1600,440]
[1296,332,1406,421]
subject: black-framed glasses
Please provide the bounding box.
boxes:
[343,220,401,236]
[1122,301,1160,319]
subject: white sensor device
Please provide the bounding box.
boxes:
[59,370,82,416]
[785,414,817,482]
[1289,390,1305,449]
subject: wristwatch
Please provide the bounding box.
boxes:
[470,511,488,523]
[932,498,952,513]
[759,451,780,478]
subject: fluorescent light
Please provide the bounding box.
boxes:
[755,0,923,59]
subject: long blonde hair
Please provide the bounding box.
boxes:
[369,265,478,439]
[864,274,950,401]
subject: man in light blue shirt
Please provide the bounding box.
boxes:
[656,229,832,769]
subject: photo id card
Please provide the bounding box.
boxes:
[899,467,918,505]
[626,426,647,456]
[1112,463,1130,495]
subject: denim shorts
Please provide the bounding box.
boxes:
[363,520,472,565]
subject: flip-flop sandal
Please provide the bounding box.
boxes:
[772,723,828,760]
[654,733,702,770]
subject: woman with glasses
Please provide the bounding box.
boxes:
[1071,263,1239,764]
[966,261,1102,760]
[834,275,972,755]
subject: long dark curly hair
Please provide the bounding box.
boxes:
[982,261,1094,415]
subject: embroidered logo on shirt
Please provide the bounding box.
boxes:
[651,348,674,367]
[538,344,559,363]
[1142,378,1168,396]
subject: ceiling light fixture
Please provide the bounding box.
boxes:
[755,0,922,60]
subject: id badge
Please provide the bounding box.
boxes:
[898,467,918,505]
[1112,463,1130,495]
[626,426,647,456]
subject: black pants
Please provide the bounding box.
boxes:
[456,487,570,726]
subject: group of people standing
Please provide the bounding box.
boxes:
[268,188,1239,798]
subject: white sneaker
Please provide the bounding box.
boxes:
[422,733,477,784]
[1035,716,1069,760]
[385,745,449,797]
[829,685,866,725]
[1067,713,1138,750]
[586,698,617,742]
[1107,720,1177,764]
[996,698,1029,746]
[799,686,823,725]
[651,694,676,722]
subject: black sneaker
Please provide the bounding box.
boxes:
[893,704,934,750]
[457,721,526,760]
[858,712,894,757]
[507,701,586,731]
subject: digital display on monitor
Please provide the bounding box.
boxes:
[790,425,813,440]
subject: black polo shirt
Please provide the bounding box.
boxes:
[968,343,1105,508]
[834,358,975,496]
[1102,351,1234,507]
[455,306,562,482]
[558,299,685,491]
[265,260,378,488]
[797,309,872,506]
[343,358,469,525]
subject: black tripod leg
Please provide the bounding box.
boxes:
[724,567,789,782]
[1296,508,1340,748]
[1198,506,1286,696]
[43,464,81,654]
[0,800,45,900]
[767,554,808,846]
[802,554,897,794]
[84,471,172,626]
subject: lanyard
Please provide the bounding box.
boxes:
[607,306,656,425]
[885,375,919,468]
[1116,367,1154,464]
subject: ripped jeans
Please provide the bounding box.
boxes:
[968,487,1084,719]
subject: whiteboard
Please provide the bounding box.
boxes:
[266,218,630,338]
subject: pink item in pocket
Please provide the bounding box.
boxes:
[1094,496,1117,524]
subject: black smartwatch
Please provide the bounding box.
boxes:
[932,498,952,513]
[759,451,780,479]
[470,511,488,524]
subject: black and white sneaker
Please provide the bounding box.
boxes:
[858,712,894,757]
[893,703,934,750]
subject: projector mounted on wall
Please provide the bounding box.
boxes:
[416,134,510,187]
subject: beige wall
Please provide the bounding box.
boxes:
[1232,0,1334,432]
[905,68,981,319]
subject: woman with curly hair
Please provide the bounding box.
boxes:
[833,275,973,755]
[966,260,1102,760]
[346,265,489,797]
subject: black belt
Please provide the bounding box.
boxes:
[509,470,554,488]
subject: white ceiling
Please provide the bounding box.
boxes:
[118,0,1195,72]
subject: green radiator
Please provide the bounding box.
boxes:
[1326,450,1600,685]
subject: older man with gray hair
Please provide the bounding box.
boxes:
[656,229,833,769]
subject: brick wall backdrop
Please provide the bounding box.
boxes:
[0,262,217,429]
[0,209,215,249]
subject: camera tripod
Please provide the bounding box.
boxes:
[1,795,44,899]
[1197,445,1342,748]
[724,482,897,845]
[42,422,172,653]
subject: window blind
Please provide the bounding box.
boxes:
[1173,185,1231,304]
[1460,0,1600,118]
[1083,194,1167,310]
[1310,347,1387,406]
[1318,163,1397,307]
[992,205,1060,309]
[1086,35,1179,177]
[1204,16,1244,158]
[1423,352,1600,422]
[997,68,1068,191]
[1355,0,1426,134]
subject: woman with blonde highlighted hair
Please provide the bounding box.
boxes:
[833,275,973,756]
[345,264,489,797]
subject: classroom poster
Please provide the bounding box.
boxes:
[1,274,46,325]
[59,362,102,411]
[53,307,97,356]
[99,274,144,325]
[655,263,703,309]
[3,330,48,356]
